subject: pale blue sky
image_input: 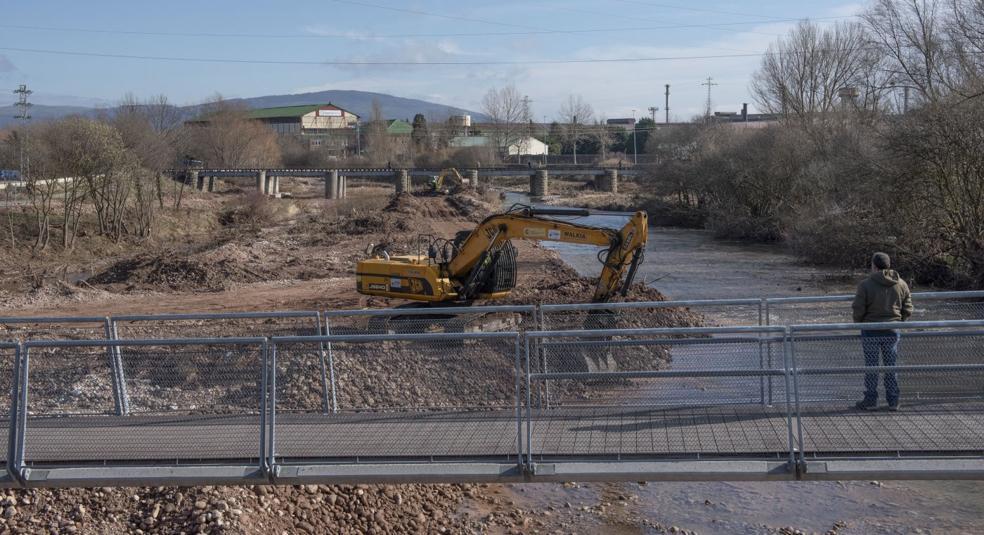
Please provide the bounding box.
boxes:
[1,0,862,119]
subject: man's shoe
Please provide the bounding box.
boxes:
[854,400,879,411]
[886,402,901,412]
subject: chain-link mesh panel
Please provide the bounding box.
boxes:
[23,342,264,465]
[0,345,16,465]
[113,313,321,340]
[790,328,984,456]
[0,319,107,342]
[272,334,522,462]
[323,308,533,336]
[528,332,794,461]
[541,302,760,331]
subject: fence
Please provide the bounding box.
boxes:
[0,293,982,485]
[0,321,977,486]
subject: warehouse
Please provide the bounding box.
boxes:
[248,103,359,135]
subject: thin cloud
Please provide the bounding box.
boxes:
[0,54,16,73]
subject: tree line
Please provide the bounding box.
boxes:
[643,0,984,288]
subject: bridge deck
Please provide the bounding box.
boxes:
[19,401,984,465]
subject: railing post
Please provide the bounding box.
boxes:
[524,336,534,468]
[787,327,806,476]
[758,299,766,405]
[269,342,278,471]
[315,312,332,415]
[323,315,339,414]
[14,345,29,478]
[536,305,550,409]
[6,344,21,484]
[103,318,128,416]
[513,335,523,470]
[780,327,797,474]
[765,299,774,405]
[259,339,268,475]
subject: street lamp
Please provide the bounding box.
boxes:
[632,109,638,165]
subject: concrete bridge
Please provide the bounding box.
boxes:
[174,166,636,198]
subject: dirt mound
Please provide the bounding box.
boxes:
[89,253,265,292]
[384,191,494,222]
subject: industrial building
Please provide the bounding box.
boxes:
[248,103,359,135]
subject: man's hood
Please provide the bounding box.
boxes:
[871,269,901,286]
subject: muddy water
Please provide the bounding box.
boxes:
[497,191,984,534]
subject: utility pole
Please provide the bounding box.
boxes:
[572,115,578,166]
[543,115,548,166]
[13,84,33,180]
[631,109,638,165]
[648,106,658,122]
[664,84,671,124]
[521,96,532,164]
[702,77,718,118]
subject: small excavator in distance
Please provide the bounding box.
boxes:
[427,168,466,194]
[356,204,648,304]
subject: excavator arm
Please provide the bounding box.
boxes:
[447,206,647,301]
[355,205,648,303]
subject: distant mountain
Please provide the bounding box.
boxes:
[0,90,487,129]
[0,104,101,129]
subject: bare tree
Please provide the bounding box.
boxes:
[752,20,884,119]
[481,85,527,157]
[949,0,984,90]
[862,0,958,103]
[557,95,594,164]
[114,94,177,231]
[184,97,281,168]
[363,99,395,165]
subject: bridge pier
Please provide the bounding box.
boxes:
[206,175,216,192]
[395,169,410,194]
[340,175,347,198]
[256,171,267,195]
[469,169,480,189]
[596,169,618,193]
[327,170,338,199]
[531,169,549,197]
[272,175,280,197]
[188,170,201,191]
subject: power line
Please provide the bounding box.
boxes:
[328,0,546,31]
[0,16,851,40]
[609,0,802,20]
[0,46,774,66]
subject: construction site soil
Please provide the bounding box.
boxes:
[0,183,706,534]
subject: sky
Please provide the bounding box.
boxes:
[0,0,864,120]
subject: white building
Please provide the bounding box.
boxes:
[449,135,549,156]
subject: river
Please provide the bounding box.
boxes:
[497,190,984,534]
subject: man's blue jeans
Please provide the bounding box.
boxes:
[861,329,901,405]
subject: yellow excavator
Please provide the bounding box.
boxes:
[428,168,466,194]
[356,204,647,304]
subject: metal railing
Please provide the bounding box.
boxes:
[0,294,981,485]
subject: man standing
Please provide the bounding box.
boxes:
[852,252,913,411]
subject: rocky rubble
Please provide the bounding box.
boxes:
[0,483,477,534]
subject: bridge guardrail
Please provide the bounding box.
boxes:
[524,326,797,480]
[786,321,984,478]
[15,338,268,487]
[0,296,982,485]
[268,332,524,484]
